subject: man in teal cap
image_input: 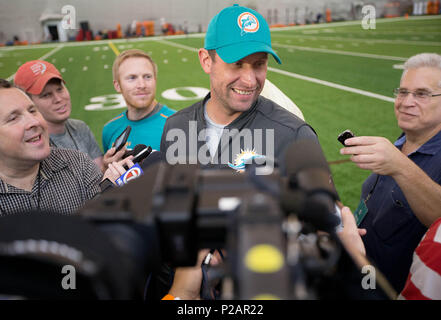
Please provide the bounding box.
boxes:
[153,5,327,301]
[160,4,321,173]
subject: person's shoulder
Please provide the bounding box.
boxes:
[45,148,89,170]
[49,147,89,161]
[159,105,177,117]
[46,149,101,182]
[255,96,310,131]
[66,118,91,131]
[434,217,441,229]
[66,118,85,126]
[423,217,441,242]
[103,111,126,128]
[165,100,201,123]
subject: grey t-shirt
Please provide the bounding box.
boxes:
[50,119,103,160]
[204,103,225,158]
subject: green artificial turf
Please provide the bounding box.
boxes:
[1,15,440,210]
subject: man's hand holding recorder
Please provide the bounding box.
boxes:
[100,126,153,191]
[339,131,409,177]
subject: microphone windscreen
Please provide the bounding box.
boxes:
[123,144,148,165]
[132,144,147,155]
[123,144,147,158]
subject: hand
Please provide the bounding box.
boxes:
[102,156,134,185]
[102,146,127,172]
[340,136,407,176]
[337,206,367,257]
[168,249,222,300]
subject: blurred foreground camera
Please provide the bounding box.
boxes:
[0,140,395,300]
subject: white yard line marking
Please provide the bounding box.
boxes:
[270,14,441,32]
[159,40,198,52]
[6,45,64,81]
[159,39,395,104]
[272,34,441,47]
[267,67,395,103]
[0,33,205,52]
[38,45,65,60]
[273,42,408,61]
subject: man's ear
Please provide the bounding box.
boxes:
[198,48,212,74]
[113,79,121,93]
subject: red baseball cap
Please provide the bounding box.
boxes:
[14,60,64,95]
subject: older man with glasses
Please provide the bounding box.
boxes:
[340,53,441,294]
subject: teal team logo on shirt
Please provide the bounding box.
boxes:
[228,149,265,172]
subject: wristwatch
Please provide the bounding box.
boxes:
[99,178,114,192]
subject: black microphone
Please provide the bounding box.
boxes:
[132,145,152,164]
[123,144,147,159]
[281,139,340,232]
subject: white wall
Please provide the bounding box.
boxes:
[0,0,397,43]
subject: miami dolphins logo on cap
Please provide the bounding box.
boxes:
[237,12,259,36]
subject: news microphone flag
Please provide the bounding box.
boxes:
[115,163,144,186]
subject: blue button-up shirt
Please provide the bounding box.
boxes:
[359,129,441,293]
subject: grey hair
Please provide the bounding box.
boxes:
[403,53,441,87]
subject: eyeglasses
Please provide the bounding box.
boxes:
[393,88,441,102]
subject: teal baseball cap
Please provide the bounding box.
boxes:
[204,4,281,64]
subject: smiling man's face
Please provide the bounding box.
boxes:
[205,51,268,118]
[29,78,72,126]
[395,67,441,136]
[114,56,157,118]
[0,87,50,167]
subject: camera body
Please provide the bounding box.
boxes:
[79,161,372,299]
[0,142,392,300]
